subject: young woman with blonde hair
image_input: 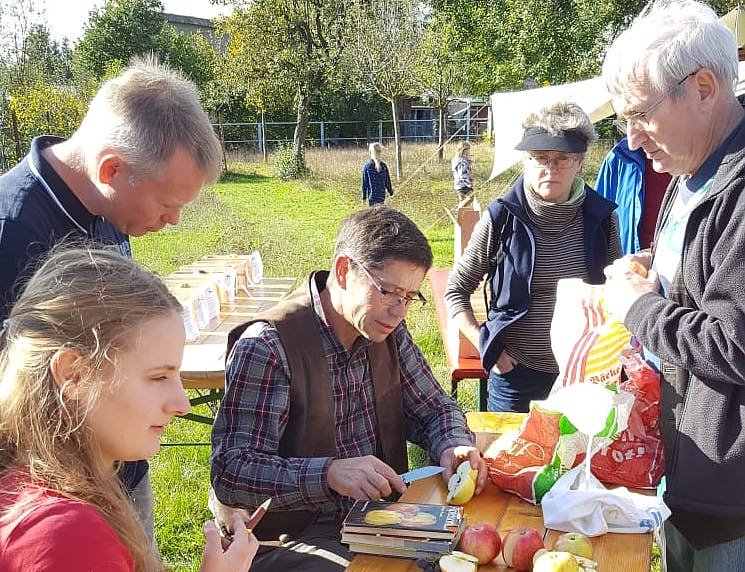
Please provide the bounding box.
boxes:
[361,142,394,206]
[0,246,257,571]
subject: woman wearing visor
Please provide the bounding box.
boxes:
[445,101,622,412]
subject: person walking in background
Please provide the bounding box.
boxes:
[601,1,745,570]
[361,142,393,206]
[0,55,222,552]
[451,140,474,202]
[445,101,621,412]
[595,134,672,254]
[0,246,258,572]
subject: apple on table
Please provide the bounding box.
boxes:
[553,531,594,559]
[501,526,545,571]
[458,523,501,565]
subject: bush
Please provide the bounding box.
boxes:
[273,143,308,180]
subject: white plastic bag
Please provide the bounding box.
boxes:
[542,462,670,536]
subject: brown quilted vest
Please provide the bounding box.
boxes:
[224,272,408,540]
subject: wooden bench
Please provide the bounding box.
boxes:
[428,268,489,411]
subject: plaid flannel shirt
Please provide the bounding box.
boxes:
[210,278,474,524]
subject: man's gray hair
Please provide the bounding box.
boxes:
[333,206,433,271]
[602,0,738,99]
[76,55,222,184]
[522,101,597,148]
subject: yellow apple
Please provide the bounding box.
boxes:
[439,551,478,572]
[446,460,477,505]
[553,532,593,559]
[533,551,580,572]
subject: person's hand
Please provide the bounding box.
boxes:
[200,513,259,572]
[493,350,517,374]
[440,446,488,495]
[607,251,652,278]
[327,455,406,500]
[603,257,660,322]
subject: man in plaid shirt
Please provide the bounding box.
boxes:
[210,206,486,571]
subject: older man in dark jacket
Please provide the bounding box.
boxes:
[601,1,745,571]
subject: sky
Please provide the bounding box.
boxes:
[43,0,232,44]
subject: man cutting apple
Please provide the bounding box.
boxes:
[210,206,487,571]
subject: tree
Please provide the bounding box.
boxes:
[0,0,81,164]
[219,0,347,173]
[416,12,471,161]
[429,0,649,93]
[344,0,425,180]
[74,0,165,79]
[157,25,217,89]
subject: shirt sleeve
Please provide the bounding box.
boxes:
[210,323,334,512]
[361,163,369,198]
[608,212,623,262]
[3,499,134,571]
[384,164,393,194]
[444,213,496,319]
[395,323,475,462]
[0,219,52,320]
[594,151,618,202]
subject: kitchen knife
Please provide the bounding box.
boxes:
[399,465,445,485]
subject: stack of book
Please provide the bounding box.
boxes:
[341,500,466,560]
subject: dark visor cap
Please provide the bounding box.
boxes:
[515,126,588,153]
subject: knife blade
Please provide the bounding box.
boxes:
[399,465,445,485]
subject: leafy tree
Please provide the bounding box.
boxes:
[9,85,87,145]
[429,0,649,93]
[0,0,81,164]
[74,0,165,79]
[218,0,347,173]
[157,25,216,88]
[416,12,472,160]
[344,0,425,180]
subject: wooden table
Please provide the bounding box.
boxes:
[348,413,653,572]
[171,270,296,427]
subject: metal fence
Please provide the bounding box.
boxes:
[218,117,491,154]
[0,117,491,171]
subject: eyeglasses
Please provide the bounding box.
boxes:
[525,153,579,170]
[621,71,697,131]
[354,261,427,309]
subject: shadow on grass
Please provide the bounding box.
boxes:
[219,170,274,184]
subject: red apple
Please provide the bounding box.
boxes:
[501,526,545,571]
[458,523,502,565]
[553,532,593,559]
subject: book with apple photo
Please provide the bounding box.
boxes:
[341,500,464,539]
[341,530,457,553]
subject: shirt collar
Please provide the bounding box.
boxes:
[687,117,744,192]
[309,271,372,353]
[29,136,98,232]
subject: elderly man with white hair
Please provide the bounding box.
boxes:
[601,1,745,570]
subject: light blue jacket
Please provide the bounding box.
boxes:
[595,138,645,254]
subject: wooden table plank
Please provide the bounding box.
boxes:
[347,413,653,572]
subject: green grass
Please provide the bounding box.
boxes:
[132,140,660,571]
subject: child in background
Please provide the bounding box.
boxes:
[451,141,474,202]
[0,246,257,572]
[361,142,394,206]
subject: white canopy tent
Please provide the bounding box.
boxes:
[489,6,745,180]
[488,77,614,180]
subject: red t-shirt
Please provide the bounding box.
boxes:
[0,472,134,571]
[638,158,672,249]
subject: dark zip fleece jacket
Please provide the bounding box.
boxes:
[625,110,745,547]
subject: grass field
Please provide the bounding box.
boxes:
[130,140,660,570]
